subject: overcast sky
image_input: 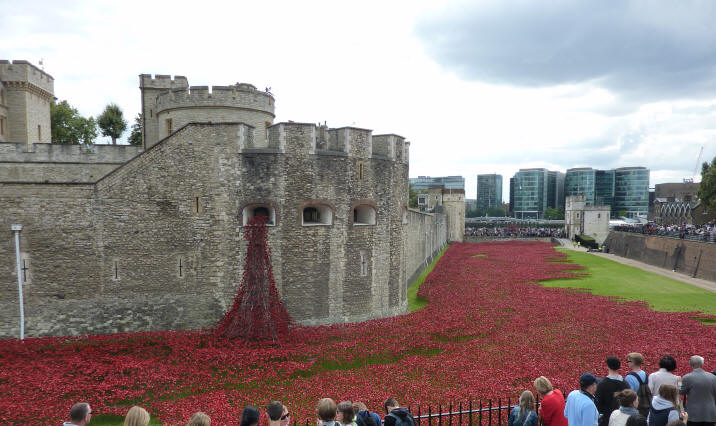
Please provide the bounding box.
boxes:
[2,0,715,198]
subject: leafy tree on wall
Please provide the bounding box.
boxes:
[97,103,128,145]
[50,100,98,145]
[128,113,143,146]
[544,206,564,220]
[697,156,716,211]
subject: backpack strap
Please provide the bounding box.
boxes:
[628,372,647,385]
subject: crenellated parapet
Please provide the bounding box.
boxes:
[139,74,189,91]
[0,60,54,97]
[265,123,409,164]
[155,84,274,115]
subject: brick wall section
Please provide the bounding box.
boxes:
[604,232,716,282]
[0,122,448,337]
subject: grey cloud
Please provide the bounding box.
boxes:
[416,0,716,101]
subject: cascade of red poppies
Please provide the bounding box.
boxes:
[215,215,292,340]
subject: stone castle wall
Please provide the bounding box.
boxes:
[604,231,716,282]
[0,142,144,183]
[0,122,445,338]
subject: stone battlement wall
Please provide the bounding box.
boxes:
[139,74,189,90]
[155,84,274,114]
[0,142,144,183]
[604,231,716,282]
[267,123,409,162]
[0,60,54,94]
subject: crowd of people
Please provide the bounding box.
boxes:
[511,353,716,426]
[61,353,716,426]
[465,226,566,239]
[61,397,417,426]
[613,222,716,243]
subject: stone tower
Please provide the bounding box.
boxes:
[0,60,54,145]
[139,74,275,149]
[441,189,466,242]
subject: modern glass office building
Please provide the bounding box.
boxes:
[476,174,503,211]
[409,176,465,191]
[614,167,650,219]
[564,167,647,218]
[510,168,564,219]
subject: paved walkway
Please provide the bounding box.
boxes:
[557,242,716,293]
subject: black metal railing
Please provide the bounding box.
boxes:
[410,396,543,426]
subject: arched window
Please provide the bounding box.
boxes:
[242,204,276,226]
[352,204,377,226]
[402,207,408,224]
[302,204,333,226]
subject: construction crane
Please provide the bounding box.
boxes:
[684,146,704,183]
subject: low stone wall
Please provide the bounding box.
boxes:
[463,236,553,243]
[604,231,716,282]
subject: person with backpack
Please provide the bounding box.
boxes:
[647,384,681,426]
[626,353,652,417]
[508,390,538,426]
[596,357,630,426]
[352,402,381,426]
[383,398,416,426]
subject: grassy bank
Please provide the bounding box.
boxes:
[407,244,450,312]
[543,249,716,319]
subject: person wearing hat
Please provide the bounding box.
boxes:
[564,373,600,426]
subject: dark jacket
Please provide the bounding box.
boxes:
[595,377,628,426]
[384,408,416,426]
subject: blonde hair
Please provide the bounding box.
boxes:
[627,353,644,366]
[124,406,150,426]
[659,384,679,409]
[353,402,368,413]
[187,412,211,426]
[533,376,553,395]
[516,390,535,422]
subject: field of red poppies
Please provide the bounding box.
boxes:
[1,241,715,425]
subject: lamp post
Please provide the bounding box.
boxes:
[11,224,24,340]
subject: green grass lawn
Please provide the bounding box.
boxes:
[407,244,449,312]
[543,249,716,320]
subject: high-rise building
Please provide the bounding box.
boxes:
[565,167,648,218]
[614,167,650,219]
[476,174,502,211]
[510,168,564,219]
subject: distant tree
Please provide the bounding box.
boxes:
[697,156,716,211]
[486,206,507,217]
[409,184,424,208]
[50,100,98,145]
[466,208,485,218]
[128,113,142,146]
[618,210,628,218]
[544,206,564,220]
[97,103,127,145]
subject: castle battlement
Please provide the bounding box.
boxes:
[265,123,408,163]
[154,84,275,114]
[139,74,189,90]
[0,60,54,95]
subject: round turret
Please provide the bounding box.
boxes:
[155,84,275,143]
